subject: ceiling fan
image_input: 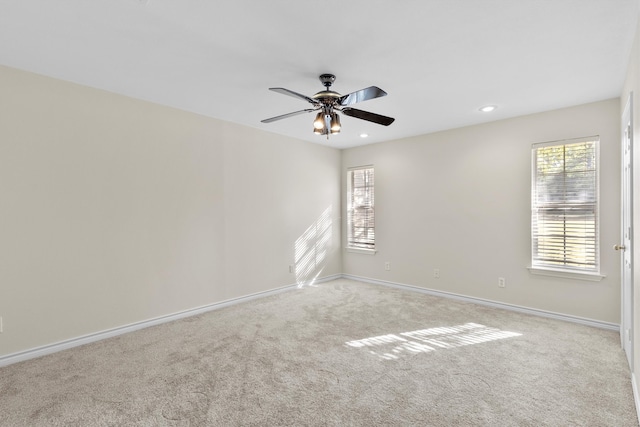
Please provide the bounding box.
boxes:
[261,74,395,138]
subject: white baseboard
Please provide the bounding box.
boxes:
[341,274,620,331]
[0,272,618,368]
[0,279,315,368]
[297,273,342,287]
[633,373,640,425]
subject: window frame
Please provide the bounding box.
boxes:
[530,136,604,280]
[346,166,376,254]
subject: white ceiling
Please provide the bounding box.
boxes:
[0,1,638,149]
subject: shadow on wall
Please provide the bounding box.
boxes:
[294,206,334,287]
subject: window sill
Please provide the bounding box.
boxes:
[527,266,605,282]
[346,247,377,255]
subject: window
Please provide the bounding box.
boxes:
[531,137,599,273]
[347,166,375,251]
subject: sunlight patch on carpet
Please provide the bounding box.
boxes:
[345,322,522,360]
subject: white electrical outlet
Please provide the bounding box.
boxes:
[434,269,440,278]
[0,316,3,333]
[498,277,506,288]
[289,265,294,274]
[385,262,391,271]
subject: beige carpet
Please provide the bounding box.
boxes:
[0,279,637,426]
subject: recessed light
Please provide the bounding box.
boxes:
[360,133,369,138]
[479,105,497,113]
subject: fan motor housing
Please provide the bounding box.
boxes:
[312,90,341,104]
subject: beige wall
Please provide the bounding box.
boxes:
[0,66,342,357]
[342,99,621,324]
[0,61,626,360]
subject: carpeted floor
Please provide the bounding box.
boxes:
[0,279,637,426]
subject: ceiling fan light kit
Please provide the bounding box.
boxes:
[261,74,394,139]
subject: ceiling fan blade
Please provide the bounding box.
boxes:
[342,107,395,126]
[339,86,387,106]
[269,87,319,105]
[261,108,317,123]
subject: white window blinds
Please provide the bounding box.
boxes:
[531,137,599,272]
[347,167,375,250]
